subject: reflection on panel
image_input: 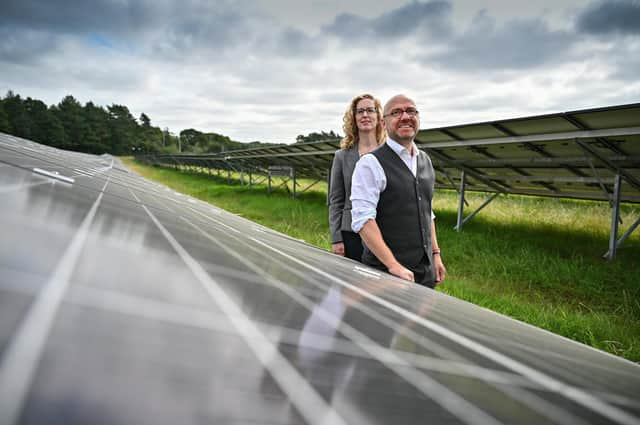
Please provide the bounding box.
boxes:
[1,134,639,425]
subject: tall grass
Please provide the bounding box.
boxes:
[122,158,640,362]
[434,193,640,360]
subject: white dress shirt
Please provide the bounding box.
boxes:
[350,138,435,233]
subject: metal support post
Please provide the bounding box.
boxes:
[456,171,466,232]
[292,169,297,198]
[454,170,501,231]
[606,175,622,261]
[326,169,331,206]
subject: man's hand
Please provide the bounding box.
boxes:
[388,263,414,283]
[331,242,345,256]
[434,255,446,286]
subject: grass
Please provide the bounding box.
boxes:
[121,157,640,362]
[122,161,333,248]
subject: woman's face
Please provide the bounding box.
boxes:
[354,98,378,133]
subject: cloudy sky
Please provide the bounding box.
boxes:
[1,0,639,143]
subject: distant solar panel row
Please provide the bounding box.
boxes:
[139,103,640,203]
[2,133,640,425]
[138,103,640,258]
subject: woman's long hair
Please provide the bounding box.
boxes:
[340,93,386,150]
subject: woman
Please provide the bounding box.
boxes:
[329,93,386,261]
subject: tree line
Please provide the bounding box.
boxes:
[295,130,340,143]
[0,91,290,155]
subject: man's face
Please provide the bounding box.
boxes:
[383,97,420,145]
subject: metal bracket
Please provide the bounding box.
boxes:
[437,167,469,207]
[454,170,502,231]
[586,158,612,207]
[298,178,322,194]
[603,214,640,260]
[576,139,640,191]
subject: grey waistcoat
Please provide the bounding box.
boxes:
[362,143,435,268]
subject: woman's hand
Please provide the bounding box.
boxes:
[331,242,345,256]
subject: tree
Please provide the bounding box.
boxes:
[24,97,53,144]
[295,130,341,143]
[55,95,86,150]
[0,101,9,133]
[179,128,197,152]
[0,90,283,155]
[139,113,151,128]
[108,104,139,155]
[83,101,111,153]
[3,91,33,139]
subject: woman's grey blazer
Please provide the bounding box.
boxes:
[329,146,361,244]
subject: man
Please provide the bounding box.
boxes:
[350,94,446,287]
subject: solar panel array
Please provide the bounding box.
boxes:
[139,139,342,184]
[138,103,640,259]
[2,133,640,425]
[417,103,640,204]
[139,103,640,204]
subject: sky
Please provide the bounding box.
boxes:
[1,0,639,144]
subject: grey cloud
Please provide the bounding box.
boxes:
[323,0,452,41]
[0,28,58,64]
[322,13,369,40]
[430,90,537,115]
[0,0,252,64]
[374,0,452,38]
[152,9,254,59]
[0,0,159,35]
[316,92,353,104]
[0,0,303,62]
[196,85,312,107]
[249,27,325,59]
[272,28,323,57]
[323,2,573,71]
[611,54,640,81]
[576,0,640,35]
[69,66,146,93]
[427,11,573,70]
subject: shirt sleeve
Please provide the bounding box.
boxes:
[350,154,386,233]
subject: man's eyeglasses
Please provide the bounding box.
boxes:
[355,107,377,116]
[384,107,419,118]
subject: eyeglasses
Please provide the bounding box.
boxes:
[384,107,419,118]
[355,107,377,116]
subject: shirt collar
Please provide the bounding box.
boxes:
[386,137,418,157]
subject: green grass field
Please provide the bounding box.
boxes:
[122,158,640,362]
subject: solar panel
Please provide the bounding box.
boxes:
[138,103,640,259]
[141,103,640,202]
[417,103,640,204]
[2,133,640,425]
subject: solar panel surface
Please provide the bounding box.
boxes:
[1,133,640,425]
